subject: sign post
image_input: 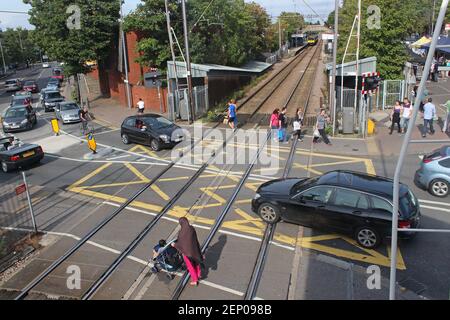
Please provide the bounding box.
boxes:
[21,172,37,234]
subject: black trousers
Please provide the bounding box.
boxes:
[390,115,401,134]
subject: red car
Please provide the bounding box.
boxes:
[52,68,64,81]
[22,80,38,93]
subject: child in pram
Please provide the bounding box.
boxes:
[151,239,184,279]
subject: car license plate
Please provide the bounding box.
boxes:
[175,138,183,142]
[22,151,35,158]
[11,125,20,129]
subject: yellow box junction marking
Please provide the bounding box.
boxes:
[67,152,404,269]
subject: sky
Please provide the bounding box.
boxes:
[0,0,335,30]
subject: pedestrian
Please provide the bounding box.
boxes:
[227,100,237,130]
[313,109,331,145]
[278,107,288,143]
[401,98,413,134]
[137,98,145,114]
[172,217,204,286]
[422,97,436,138]
[270,109,280,141]
[389,100,402,135]
[292,108,303,141]
[443,99,450,133]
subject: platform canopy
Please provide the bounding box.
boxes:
[326,57,377,77]
[167,61,272,79]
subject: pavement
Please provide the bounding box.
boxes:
[0,62,449,301]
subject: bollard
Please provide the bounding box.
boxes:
[87,133,97,154]
[51,118,60,136]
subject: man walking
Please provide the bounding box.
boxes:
[314,109,332,145]
[278,107,288,143]
[227,100,237,130]
[422,98,436,138]
[137,98,145,114]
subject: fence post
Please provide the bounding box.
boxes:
[22,171,37,234]
[382,81,387,110]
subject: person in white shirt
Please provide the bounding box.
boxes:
[137,98,145,114]
[422,97,436,138]
[401,98,413,134]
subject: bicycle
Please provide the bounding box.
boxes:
[80,119,94,136]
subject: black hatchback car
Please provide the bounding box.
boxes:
[2,105,37,133]
[252,170,421,249]
[121,114,184,151]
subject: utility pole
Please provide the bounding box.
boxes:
[181,0,195,124]
[279,19,282,54]
[165,0,180,104]
[0,39,6,74]
[431,0,436,35]
[120,0,132,110]
[331,0,339,136]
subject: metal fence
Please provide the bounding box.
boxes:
[380,80,405,110]
[168,85,209,122]
[0,172,37,268]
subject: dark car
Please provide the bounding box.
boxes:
[23,80,39,93]
[41,90,64,112]
[2,105,37,133]
[121,114,184,151]
[10,94,32,108]
[0,136,44,173]
[47,77,60,88]
[252,170,421,249]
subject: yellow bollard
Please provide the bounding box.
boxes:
[367,119,375,135]
[51,118,60,136]
[87,133,97,154]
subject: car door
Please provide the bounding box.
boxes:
[122,118,139,143]
[283,186,334,227]
[320,188,371,235]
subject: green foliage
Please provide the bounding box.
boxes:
[25,0,120,77]
[0,28,40,65]
[337,0,436,79]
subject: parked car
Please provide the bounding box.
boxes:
[121,114,184,151]
[415,146,450,197]
[4,79,22,92]
[22,80,39,93]
[0,136,44,173]
[2,105,37,133]
[55,101,81,124]
[252,170,421,249]
[47,76,61,88]
[41,90,64,112]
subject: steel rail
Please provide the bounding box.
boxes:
[244,41,322,300]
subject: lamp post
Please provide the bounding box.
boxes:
[181,0,195,124]
[120,0,132,110]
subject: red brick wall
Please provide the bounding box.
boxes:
[87,30,166,112]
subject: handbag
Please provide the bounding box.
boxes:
[313,128,320,138]
[293,121,301,131]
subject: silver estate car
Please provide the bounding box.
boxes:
[415,146,450,197]
[55,102,81,124]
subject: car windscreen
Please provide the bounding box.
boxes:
[5,108,27,118]
[144,116,173,129]
[399,189,418,218]
[5,80,16,85]
[60,104,79,111]
[46,92,62,99]
[24,81,35,86]
[12,98,27,106]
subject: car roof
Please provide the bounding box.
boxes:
[313,170,408,199]
[126,114,163,120]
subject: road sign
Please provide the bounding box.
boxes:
[15,184,27,195]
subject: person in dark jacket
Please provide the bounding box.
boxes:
[172,217,204,286]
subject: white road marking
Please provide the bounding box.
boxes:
[419,199,450,207]
[420,205,450,213]
[106,154,131,161]
[1,226,262,299]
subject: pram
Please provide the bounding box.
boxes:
[151,239,185,280]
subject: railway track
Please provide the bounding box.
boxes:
[13,45,316,300]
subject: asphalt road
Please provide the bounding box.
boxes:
[0,66,449,300]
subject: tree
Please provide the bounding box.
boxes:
[24,0,120,98]
[327,10,335,28]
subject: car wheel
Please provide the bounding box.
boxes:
[121,133,130,145]
[355,226,380,249]
[150,139,161,152]
[258,203,281,224]
[429,179,449,197]
[1,161,9,173]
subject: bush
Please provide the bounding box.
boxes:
[71,89,79,103]
[325,125,333,136]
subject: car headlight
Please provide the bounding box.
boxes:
[254,193,261,200]
[21,119,28,124]
[159,135,170,142]
[3,121,9,127]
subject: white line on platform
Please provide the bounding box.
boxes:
[1,226,262,299]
